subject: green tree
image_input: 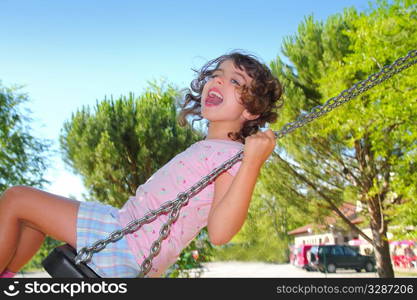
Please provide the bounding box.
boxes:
[59,80,212,276]
[343,0,417,244]
[260,0,416,278]
[0,82,52,191]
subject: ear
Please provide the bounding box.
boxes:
[242,109,260,121]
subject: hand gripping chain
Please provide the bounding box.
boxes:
[75,50,417,277]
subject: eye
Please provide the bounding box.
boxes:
[205,74,217,82]
[231,79,241,86]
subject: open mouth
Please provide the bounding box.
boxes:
[205,88,224,106]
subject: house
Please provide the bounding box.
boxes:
[288,202,416,262]
[288,202,364,247]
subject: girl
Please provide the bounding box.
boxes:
[0,50,283,278]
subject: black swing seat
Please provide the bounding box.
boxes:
[42,244,101,278]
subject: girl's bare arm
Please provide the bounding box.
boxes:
[207,161,261,245]
[207,129,276,245]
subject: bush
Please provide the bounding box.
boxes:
[165,228,215,278]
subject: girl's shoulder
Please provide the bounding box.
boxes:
[193,139,243,177]
[191,139,243,161]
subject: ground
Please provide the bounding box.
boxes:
[15,262,417,278]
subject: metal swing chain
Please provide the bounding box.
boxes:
[75,49,417,277]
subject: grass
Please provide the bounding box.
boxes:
[211,242,289,263]
[394,269,417,277]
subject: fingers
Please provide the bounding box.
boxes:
[264,129,276,140]
[252,129,276,141]
[246,130,276,150]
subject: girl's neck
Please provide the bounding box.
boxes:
[205,121,243,142]
[205,131,239,142]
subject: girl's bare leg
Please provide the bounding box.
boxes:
[0,186,80,273]
[6,224,46,272]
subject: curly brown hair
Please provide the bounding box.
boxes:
[177,50,283,144]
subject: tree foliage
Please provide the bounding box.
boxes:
[0,82,52,192]
[233,0,416,277]
[316,0,417,242]
[339,0,417,242]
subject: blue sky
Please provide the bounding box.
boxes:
[1,0,370,200]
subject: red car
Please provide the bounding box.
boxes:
[292,245,313,270]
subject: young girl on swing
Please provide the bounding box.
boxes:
[0,50,283,278]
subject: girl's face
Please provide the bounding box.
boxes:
[201,59,254,125]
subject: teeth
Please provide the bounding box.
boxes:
[209,90,223,99]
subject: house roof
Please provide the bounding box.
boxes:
[288,202,363,236]
[288,224,313,235]
[288,223,326,235]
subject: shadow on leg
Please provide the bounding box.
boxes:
[7,223,46,273]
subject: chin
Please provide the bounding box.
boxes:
[201,107,211,119]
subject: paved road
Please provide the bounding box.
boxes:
[198,262,381,278]
[16,262,393,278]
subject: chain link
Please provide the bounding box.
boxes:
[75,49,417,277]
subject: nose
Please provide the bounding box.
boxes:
[214,75,224,85]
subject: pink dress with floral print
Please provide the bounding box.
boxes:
[117,139,243,277]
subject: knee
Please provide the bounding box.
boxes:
[0,185,29,208]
